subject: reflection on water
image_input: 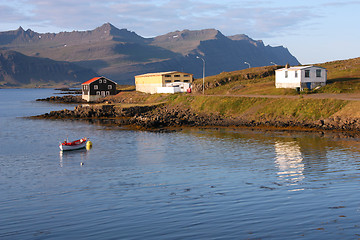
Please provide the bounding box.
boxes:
[274,141,305,189]
[2,89,360,239]
[59,149,90,167]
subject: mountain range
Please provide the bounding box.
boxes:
[0,23,299,87]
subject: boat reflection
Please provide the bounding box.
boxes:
[274,141,305,190]
[59,148,89,167]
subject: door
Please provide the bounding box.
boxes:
[306,82,311,89]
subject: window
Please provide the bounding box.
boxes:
[104,79,107,83]
[108,85,112,90]
[165,80,171,83]
[174,74,180,77]
[96,91,100,95]
[295,71,298,78]
[184,80,190,82]
[164,75,171,78]
[305,70,310,78]
[285,71,288,78]
[184,75,189,77]
[99,79,102,83]
[106,91,110,95]
[316,69,321,77]
[94,85,98,90]
[174,80,180,82]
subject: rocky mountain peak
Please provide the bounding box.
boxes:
[154,28,227,43]
[94,23,146,43]
[228,34,264,47]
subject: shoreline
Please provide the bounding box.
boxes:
[30,101,360,137]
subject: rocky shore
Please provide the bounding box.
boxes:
[31,103,360,133]
[36,95,86,103]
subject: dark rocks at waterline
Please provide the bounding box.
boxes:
[36,95,86,103]
[54,88,82,94]
[129,106,227,128]
[32,104,229,128]
[32,103,360,132]
[35,104,161,119]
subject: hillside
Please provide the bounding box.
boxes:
[187,57,360,95]
[0,50,97,88]
[0,23,299,86]
[34,57,360,132]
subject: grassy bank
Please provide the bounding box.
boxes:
[166,95,349,122]
[190,57,360,95]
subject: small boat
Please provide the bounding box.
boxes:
[59,137,88,151]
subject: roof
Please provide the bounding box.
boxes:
[82,76,116,85]
[82,77,102,85]
[275,65,326,71]
[135,71,193,78]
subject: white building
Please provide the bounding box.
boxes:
[135,71,193,94]
[157,82,191,94]
[275,65,327,90]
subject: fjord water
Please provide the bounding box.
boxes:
[1,89,360,239]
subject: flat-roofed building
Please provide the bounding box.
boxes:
[135,71,193,94]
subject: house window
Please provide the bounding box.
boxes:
[174,74,180,77]
[285,71,288,78]
[305,70,310,78]
[108,85,112,90]
[94,85,98,90]
[184,80,190,82]
[106,91,110,95]
[164,75,171,78]
[184,75,189,77]
[316,69,321,77]
[96,91,100,95]
[174,80,180,82]
[165,80,171,83]
[104,79,107,83]
[295,71,298,78]
[99,79,102,83]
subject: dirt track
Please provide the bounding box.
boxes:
[201,93,360,101]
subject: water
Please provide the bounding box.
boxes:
[1,89,360,239]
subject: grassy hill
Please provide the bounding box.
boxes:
[316,57,360,93]
[39,57,360,131]
[189,57,360,95]
[105,57,360,131]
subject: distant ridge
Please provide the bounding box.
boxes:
[0,50,97,87]
[0,23,300,86]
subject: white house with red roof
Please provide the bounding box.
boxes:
[82,76,117,102]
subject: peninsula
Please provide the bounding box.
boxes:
[32,57,360,133]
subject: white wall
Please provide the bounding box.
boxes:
[157,87,181,94]
[276,67,326,90]
[136,83,163,94]
[275,69,301,88]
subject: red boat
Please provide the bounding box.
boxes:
[59,137,88,151]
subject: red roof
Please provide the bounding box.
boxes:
[82,77,102,85]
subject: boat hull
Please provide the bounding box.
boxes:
[59,138,87,151]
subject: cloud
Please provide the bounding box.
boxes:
[322,0,360,7]
[0,0,325,38]
[0,3,31,23]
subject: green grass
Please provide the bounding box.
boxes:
[166,95,348,121]
[257,98,347,120]
[192,57,360,95]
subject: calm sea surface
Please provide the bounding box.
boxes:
[1,88,360,239]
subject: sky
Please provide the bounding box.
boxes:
[0,0,359,64]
